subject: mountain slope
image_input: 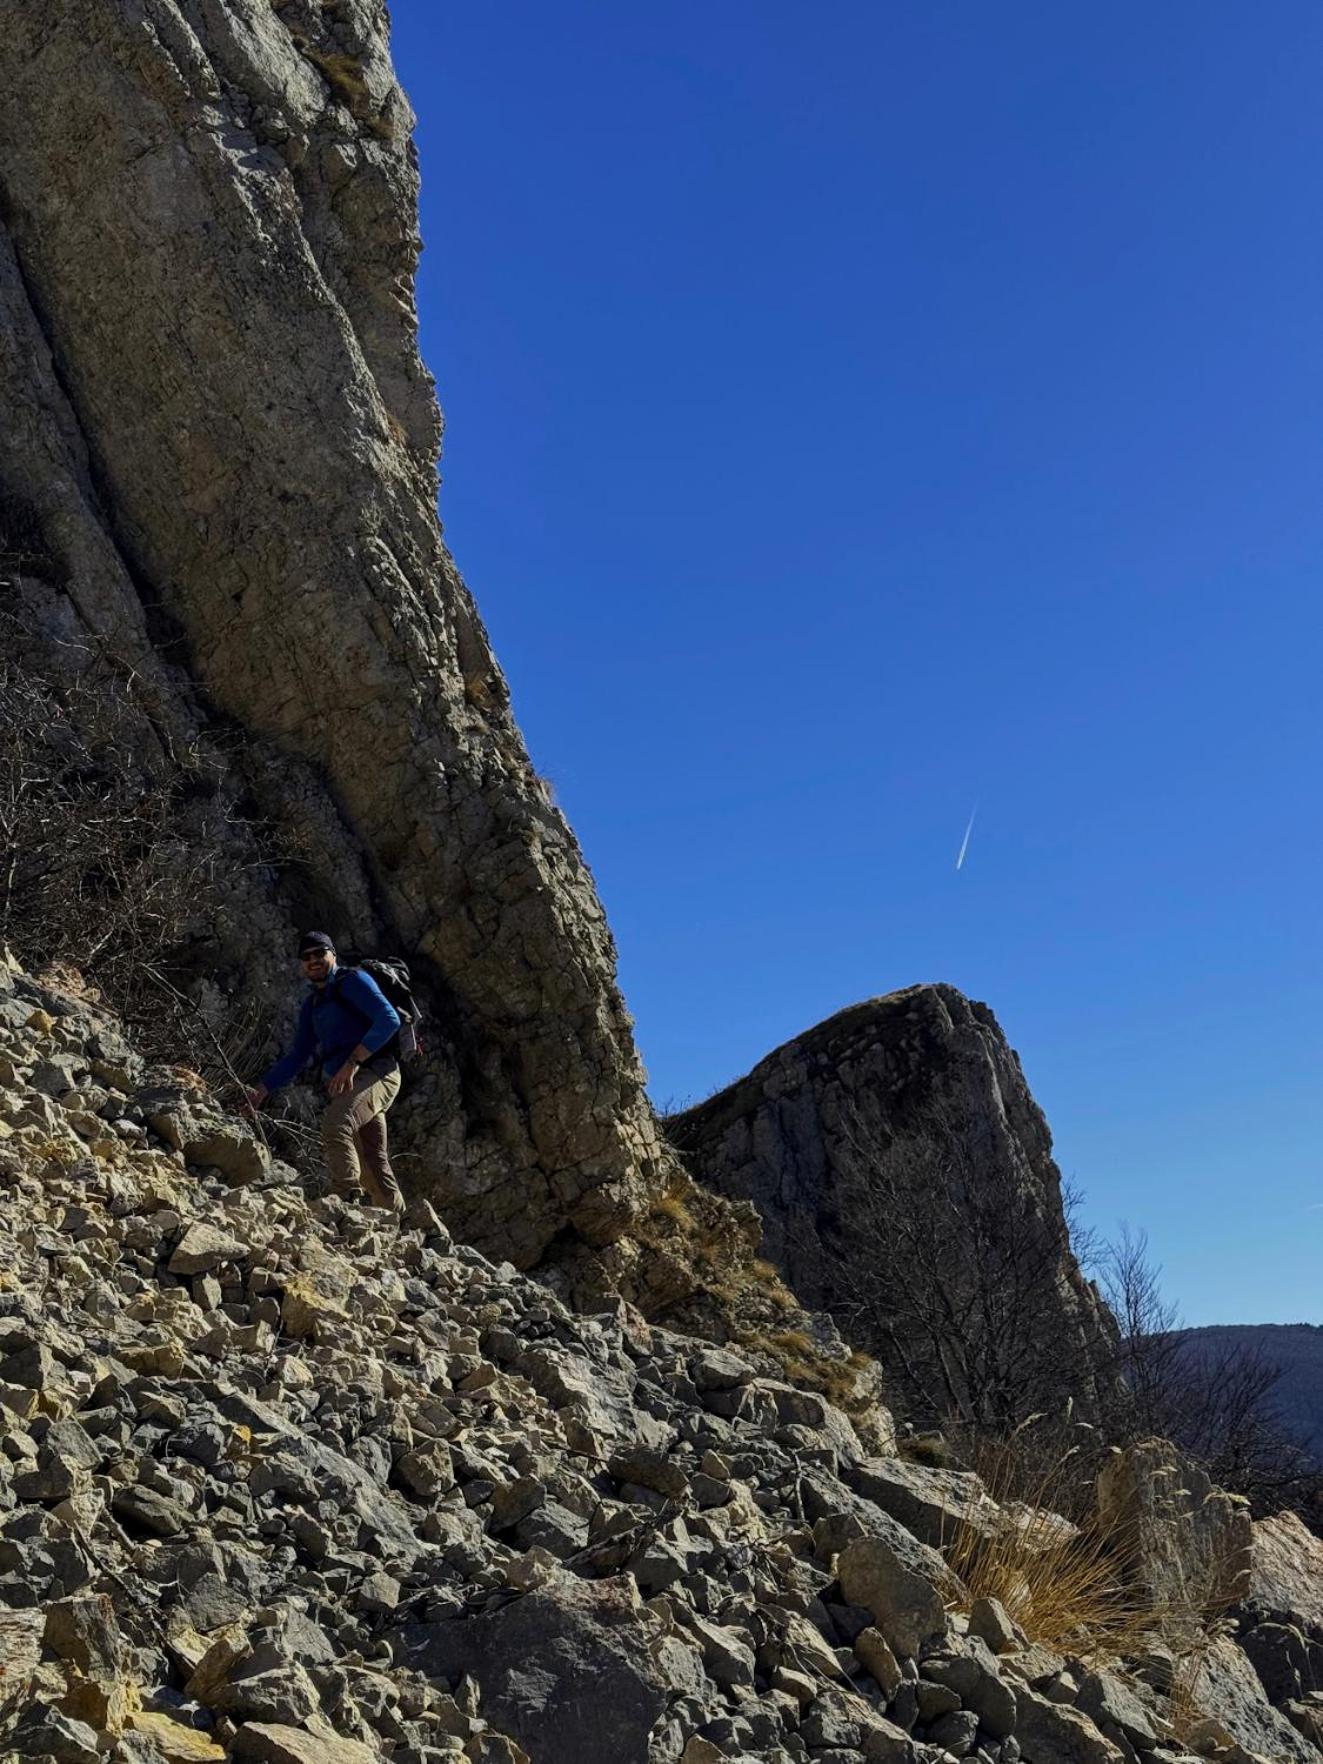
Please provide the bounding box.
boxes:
[0,952,1317,1762]
[1174,1323,1323,1464]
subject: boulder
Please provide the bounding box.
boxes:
[125,1711,228,1761]
[231,1725,380,1764]
[1014,1688,1126,1764]
[969,1593,1020,1654]
[1246,1509,1323,1633]
[1187,1630,1319,1764]
[1096,1439,1252,1614]
[1239,1620,1314,1705]
[393,1575,671,1763]
[837,1531,951,1658]
[846,1455,1003,1548]
[925,1635,1018,1737]
[1076,1669,1159,1748]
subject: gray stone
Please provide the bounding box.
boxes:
[169,1221,249,1275]
[13,1418,100,1500]
[179,1573,251,1634]
[926,1709,980,1756]
[1247,1509,1323,1632]
[855,1626,903,1696]
[1013,1689,1126,1764]
[687,1614,756,1689]
[800,1690,864,1750]
[112,1484,188,1536]
[393,1575,670,1763]
[915,1679,961,1720]
[968,1595,1019,1654]
[1186,1631,1318,1764]
[29,1055,82,1095]
[607,1443,688,1498]
[1096,1440,1251,1615]
[357,1569,401,1613]
[1076,1671,1159,1748]
[925,1636,1017,1737]
[489,1476,547,1530]
[11,1704,102,1762]
[838,1532,952,1658]
[847,1456,1002,1549]
[231,1722,380,1764]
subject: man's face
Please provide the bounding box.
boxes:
[300,948,335,984]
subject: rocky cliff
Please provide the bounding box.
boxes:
[3,9,1321,1761]
[0,0,679,1291]
[0,954,1317,1763]
[669,986,1118,1433]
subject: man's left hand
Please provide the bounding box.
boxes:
[328,1060,359,1097]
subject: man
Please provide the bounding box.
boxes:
[245,932,405,1214]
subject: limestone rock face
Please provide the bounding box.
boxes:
[1096,1438,1253,1614]
[670,984,1117,1427]
[0,0,666,1271]
[1248,1509,1323,1633]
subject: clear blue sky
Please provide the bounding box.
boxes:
[390,1,1322,1328]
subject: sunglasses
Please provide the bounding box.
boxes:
[300,951,332,965]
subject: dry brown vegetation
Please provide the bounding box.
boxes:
[938,1416,1243,1676]
[0,599,282,1085]
[940,1432,1154,1659]
[638,1166,882,1413]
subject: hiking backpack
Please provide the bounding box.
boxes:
[339,957,425,1063]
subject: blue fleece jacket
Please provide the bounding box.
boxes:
[261,966,400,1092]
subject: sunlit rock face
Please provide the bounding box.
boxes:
[0,0,672,1274]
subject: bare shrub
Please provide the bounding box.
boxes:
[788,1094,1110,1436]
[1097,1227,1322,1521]
[0,600,281,1081]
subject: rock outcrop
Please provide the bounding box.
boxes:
[0,950,1305,1762]
[0,0,673,1284]
[669,986,1117,1431]
[1234,1511,1323,1754]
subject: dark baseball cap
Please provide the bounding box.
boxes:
[297,932,335,957]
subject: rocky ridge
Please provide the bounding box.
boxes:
[670,987,1117,1430]
[0,955,1318,1763]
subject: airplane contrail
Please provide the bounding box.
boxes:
[955,806,977,871]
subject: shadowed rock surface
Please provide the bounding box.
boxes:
[670,984,1118,1428]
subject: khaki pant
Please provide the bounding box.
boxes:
[321,1065,402,1211]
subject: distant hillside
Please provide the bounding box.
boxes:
[1176,1323,1323,1463]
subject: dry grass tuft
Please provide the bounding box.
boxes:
[945,1498,1154,1658]
[940,1424,1155,1660]
[649,1188,697,1231]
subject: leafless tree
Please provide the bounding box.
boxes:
[789,1094,1111,1436]
[0,597,281,1080]
[1095,1224,1186,1438]
[1097,1226,1320,1519]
